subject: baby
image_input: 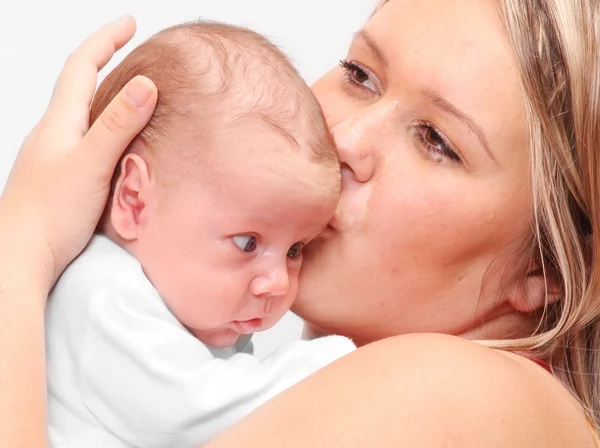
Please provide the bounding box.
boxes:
[46,22,355,448]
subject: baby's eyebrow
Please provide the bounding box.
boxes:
[354,30,388,69]
[422,89,499,165]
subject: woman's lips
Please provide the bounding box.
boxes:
[328,213,341,231]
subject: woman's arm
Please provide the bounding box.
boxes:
[0,16,157,447]
[206,333,595,447]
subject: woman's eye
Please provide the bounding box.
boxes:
[339,59,378,94]
[232,235,257,253]
[414,122,461,163]
[287,242,304,260]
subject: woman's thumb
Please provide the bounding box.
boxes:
[81,75,157,173]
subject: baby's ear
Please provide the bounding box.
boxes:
[109,154,152,241]
[507,267,562,314]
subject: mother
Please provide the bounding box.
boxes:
[2,0,599,446]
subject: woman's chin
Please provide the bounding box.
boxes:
[298,231,334,290]
[295,226,371,341]
[294,236,341,330]
[294,244,326,317]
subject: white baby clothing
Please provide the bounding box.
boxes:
[46,235,355,448]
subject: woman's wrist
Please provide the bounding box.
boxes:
[0,196,55,298]
[0,205,49,445]
[0,267,49,447]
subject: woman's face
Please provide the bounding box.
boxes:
[294,0,531,344]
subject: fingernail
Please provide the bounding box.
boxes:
[112,14,134,27]
[125,76,154,108]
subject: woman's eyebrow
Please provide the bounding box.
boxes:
[354,30,388,68]
[423,90,498,164]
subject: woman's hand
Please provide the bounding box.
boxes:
[0,16,156,447]
[0,15,157,293]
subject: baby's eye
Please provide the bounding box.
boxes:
[232,235,257,253]
[287,242,304,260]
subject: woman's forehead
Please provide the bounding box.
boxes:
[366,0,512,84]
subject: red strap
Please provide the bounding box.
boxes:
[532,357,551,372]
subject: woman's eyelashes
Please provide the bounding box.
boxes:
[339,59,380,95]
[413,121,462,163]
[232,236,305,260]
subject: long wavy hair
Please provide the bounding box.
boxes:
[376,0,600,435]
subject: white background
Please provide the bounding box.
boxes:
[0,0,375,357]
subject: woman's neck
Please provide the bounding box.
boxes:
[302,308,539,347]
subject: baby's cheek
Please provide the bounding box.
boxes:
[286,270,301,306]
[160,280,211,327]
[161,291,194,325]
[264,294,296,330]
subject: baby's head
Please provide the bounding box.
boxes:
[90,22,340,348]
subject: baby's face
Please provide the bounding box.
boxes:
[134,131,339,348]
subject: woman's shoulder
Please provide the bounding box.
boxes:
[206,333,596,447]
[350,333,596,447]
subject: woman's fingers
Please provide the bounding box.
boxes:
[45,15,137,138]
[79,75,157,178]
[0,17,156,286]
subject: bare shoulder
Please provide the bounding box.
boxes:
[349,333,596,447]
[208,333,597,448]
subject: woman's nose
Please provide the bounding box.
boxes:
[250,265,289,298]
[332,117,375,183]
[331,101,397,183]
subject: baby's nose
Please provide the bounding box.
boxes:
[250,267,289,298]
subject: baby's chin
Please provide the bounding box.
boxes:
[189,327,241,348]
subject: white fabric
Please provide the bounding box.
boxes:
[46,235,356,448]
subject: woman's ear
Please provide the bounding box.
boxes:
[507,267,562,313]
[109,154,152,241]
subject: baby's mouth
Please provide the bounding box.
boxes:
[232,318,264,334]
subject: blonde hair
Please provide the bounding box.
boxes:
[376,0,600,434]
